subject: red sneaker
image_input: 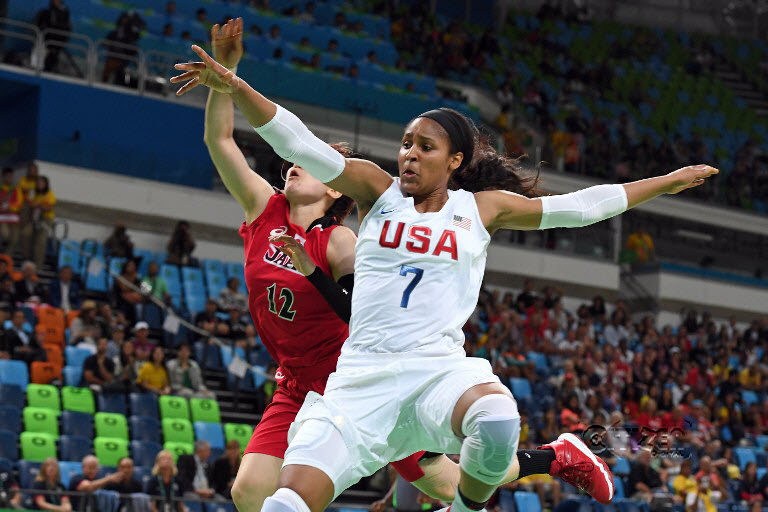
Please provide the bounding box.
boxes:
[539,433,614,504]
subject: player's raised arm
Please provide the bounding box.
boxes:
[478,164,718,233]
[171,43,393,211]
[194,19,274,223]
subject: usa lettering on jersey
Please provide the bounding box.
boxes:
[378,220,458,261]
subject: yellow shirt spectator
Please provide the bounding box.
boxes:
[739,367,761,389]
[30,189,56,222]
[626,230,655,263]
[672,474,697,498]
[19,175,37,202]
[137,362,169,392]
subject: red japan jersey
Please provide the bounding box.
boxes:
[239,192,348,391]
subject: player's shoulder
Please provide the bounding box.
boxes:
[328,225,357,246]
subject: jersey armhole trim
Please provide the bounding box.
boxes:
[358,180,399,233]
[470,191,492,243]
[240,191,285,233]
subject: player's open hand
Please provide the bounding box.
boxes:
[665,164,719,195]
[171,45,241,96]
[269,233,317,276]
[212,17,243,69]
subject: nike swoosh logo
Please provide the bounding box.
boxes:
[380,208,397,214]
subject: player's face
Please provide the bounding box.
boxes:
[398,117,463,196]
[284,165,339,205]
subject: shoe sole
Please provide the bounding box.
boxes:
[558,432,614,503]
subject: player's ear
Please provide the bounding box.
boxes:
[327,188,342,200]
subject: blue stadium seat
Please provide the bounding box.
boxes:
[17,460,40,489]
[735,447,758,471]
[131,440,162,468]
[252,365,267,389]
[58,461,82,488]
[205,502,236,512]
[204,270,227,301]
[527,351,549,371]
[108,257,127,290]
[194,341,223,370]
[185,290,207,316]
[613,457,631,476]
[133,465,151,492]
[130,415,162,444]
[193,422,225,450]
[182,267,205,291]
[143,302,165,329]
[20,306,36,327]
[513,491,541,512]
[63,366,83,387]
[0,429,18,460]
[60,435,93,462]
[2,319,32,333]
[202,259,224,277]
[98,393,127,415]
[757,435,768,449]
[185,501,204,512]
[84,256,108,292]
[129,393,159,420]
[160,264,182,293]
[58,240,82,274]
[0,360,29,391]
[61,410,94,438]
[758,467,767,481]
[65,346,92,368]
[134,248,154,277]
[80,239,104,259]
[0,405,21,433]
[742,390,759,406]
[0,458,11,473]
[509,377,532,401]
[224,262,246,294]
[0,384,24,409]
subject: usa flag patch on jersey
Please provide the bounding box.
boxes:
[452,215,471,230]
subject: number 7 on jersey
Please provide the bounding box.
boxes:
[399,265,424,308]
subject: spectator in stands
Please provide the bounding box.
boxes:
[18,161,38,204]
[672,460,698,505]
[137,345,170,395]
[147,451,184,512]
[211,440,240,499]
[48,265,81,312]
[0,168,22,255]
[627,448,664,502]
[218,277,246,313]
[69,455,122,512]
[96,302,118,341]
[0,259,9,283]
[140,261,170,305]
[35,0,72,73]
[626,228,655,264]
[15,261,48,303]
[0,276,16,313]
[297,2,316,23]
[105,457,147,512]
[104,225,134,259]
[1,309,44,365]
[102,10,146,85]
[166,343,214,398]
[19,175,55,267]
[113,259,142,325]
[694,456,728,499]
[739,462,763,512]
[82,337,124,392]
[33,457,71,512]
[70,300,99,350]
[333,12,347,30]
[177,441,215,500]
[0,449,20,508]
[223,308,248,341]
[114,339,139,391]
[166,221,196,266]
[131,321,154,365]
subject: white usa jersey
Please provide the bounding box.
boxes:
[344,179,491,355]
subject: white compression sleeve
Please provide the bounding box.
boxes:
[539,184,628,229]
[253,104,345,183]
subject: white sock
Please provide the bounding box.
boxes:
[261,488,311,512]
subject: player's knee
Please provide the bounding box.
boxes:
[231,472,277,511]
[459,394,520,486]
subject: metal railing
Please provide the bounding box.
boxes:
[0,17,187,94]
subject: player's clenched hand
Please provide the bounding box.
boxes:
[171,45,241,96]
[665,164,719,194]
[211,17,243,69]
[269,234,317,276]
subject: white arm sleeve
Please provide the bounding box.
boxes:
[539,184,628,229]
[253,104,345,183]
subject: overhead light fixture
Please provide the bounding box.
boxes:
[673,229,714,242]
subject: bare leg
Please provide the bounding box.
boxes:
[231,453,282,512]
[274,464,335,512]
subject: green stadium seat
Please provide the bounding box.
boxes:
[189,398,220,424]
[27,384,61,412]
[159,395,189,420]
[94,412,129,440]
[94,437,129,467]
[20,431,57,462]
[62,386,95,414]
[163,441,193,462]
[162,418,194,444]
[23,406,59,438]
[224,423,253,453]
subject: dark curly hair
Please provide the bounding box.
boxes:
[416,108,542,198]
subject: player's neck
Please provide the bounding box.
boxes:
[411,187,449,213]
[287,199,327,230]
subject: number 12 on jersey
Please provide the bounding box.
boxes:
[399,265,424,308]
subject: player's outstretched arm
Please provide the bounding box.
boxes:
[477,165,718,233]
[200,18,273,223]
[171,44,392,211]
